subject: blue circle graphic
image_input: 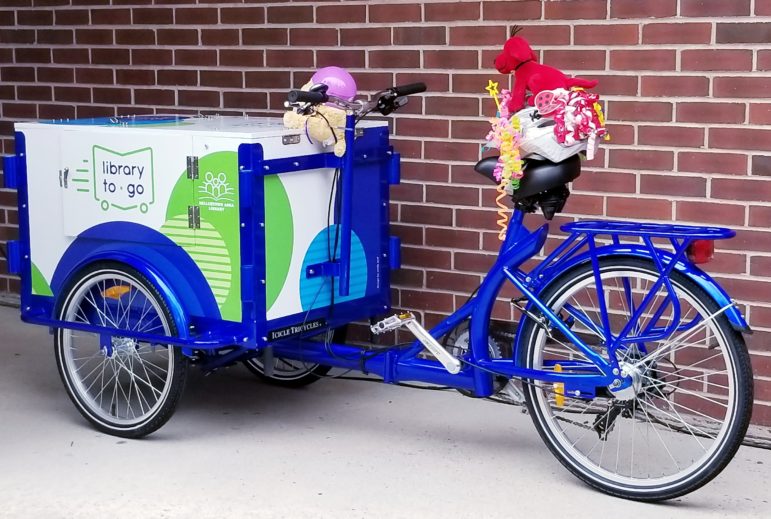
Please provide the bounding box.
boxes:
[299,225,368,311]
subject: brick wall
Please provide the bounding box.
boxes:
[1,0,770,423]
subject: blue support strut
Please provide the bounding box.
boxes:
[338,112,356,297]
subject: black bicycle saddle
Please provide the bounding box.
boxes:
[474,155,581,200]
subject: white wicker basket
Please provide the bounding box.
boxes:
[515,108,598,162]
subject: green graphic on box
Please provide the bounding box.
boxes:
[162,151,243,322]
[31,261,53,297]
[91,145,155,213]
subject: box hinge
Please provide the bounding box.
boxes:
[186,155,199,180]
[2,155,18,190]
[6,240,21,275]
[187,206,200,229]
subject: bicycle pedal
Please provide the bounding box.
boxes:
[370,312,461,375]
[370,312,414,335]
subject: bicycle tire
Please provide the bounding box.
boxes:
[517,257,752,501]
[54,262,188,438]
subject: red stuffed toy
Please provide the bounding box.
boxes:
[494,26,598,113]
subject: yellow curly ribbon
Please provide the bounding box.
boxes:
[495,181,509,241]
[593,101,611,141]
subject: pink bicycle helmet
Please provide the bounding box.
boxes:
[310,66,357,101]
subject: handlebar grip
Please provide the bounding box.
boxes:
[392,83,427,96]
[287,90,329,104]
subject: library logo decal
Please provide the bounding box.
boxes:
[199,171,235,212]
[90,145,155,213]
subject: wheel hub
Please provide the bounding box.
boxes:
[107,336,138,360]
[609,361,644,401]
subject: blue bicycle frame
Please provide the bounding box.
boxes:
[269,110,749,399]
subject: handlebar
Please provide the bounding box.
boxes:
[287,89,329,104]
[285,82,427,118]
[392,83,427,97]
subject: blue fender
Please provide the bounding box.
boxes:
[51,223,222,340]
[534,244,750,333]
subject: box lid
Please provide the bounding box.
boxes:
[16,114,386,139]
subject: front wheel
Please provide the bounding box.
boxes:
[242,327,344,387]
[518,257,752,501]
[54,263,188,438]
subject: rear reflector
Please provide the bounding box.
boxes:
[687,239,715,264]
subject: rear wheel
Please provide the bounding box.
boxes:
[518,257,752,501]
[54,263,188,438]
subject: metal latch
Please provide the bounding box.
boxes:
[187,206,200,229]
[59,167,69,188]
[186,156,199,180]
[282,134,301,145]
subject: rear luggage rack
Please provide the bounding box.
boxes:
[561,220,735,240]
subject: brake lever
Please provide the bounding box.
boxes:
[376,89,409,116]
[284,100,315,115]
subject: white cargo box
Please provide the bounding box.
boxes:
[9,114,396,348]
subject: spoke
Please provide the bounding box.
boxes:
[129,370,164,398]
[133,356,169,381]
[637,397,717,443]
[83,359,111,394]
[135,357,160,409]
[635,397,682,472]
[134,354,168,394]
[125,365,135,419]
[597,408,611,468]
[74,305,91,325]
[136,313,163,334]
[641,374,730,408]
[74,356,108,383]
[649,392,727,425]
[93,363,119,403]
[97,355,109,408]
[136,342,170,356]
[71,350,106,363]
[115,283,126,329]
[640,287,670,340]
[132,295,152,332]
[121,286,141,329]
[109,361,119,417]
[646,397,710,451]
[84,290,118,328]
[631,396,636,478]
[667,354,728,380]
[640,305,729,366]
[543,335,594,364]
[111,356,134,418]
[630,278,651,336]
[100,280,117,329]
[563,303,605,340]
[566,286,606,339]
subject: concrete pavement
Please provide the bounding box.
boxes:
[0,304,769,519]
